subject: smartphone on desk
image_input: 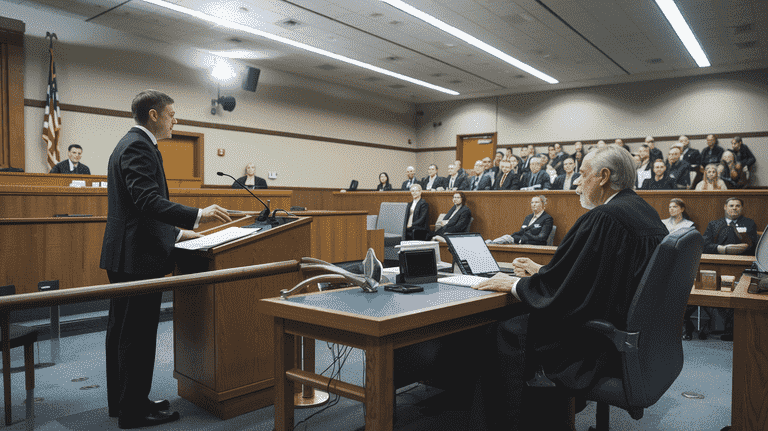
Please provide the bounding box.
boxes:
[384,284,424,294]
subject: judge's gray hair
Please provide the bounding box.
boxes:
[585,144,636,191]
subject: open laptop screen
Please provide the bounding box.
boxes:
[444,233,501,275]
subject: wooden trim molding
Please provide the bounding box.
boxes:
[24,99,416,153]
[1,19,25,170]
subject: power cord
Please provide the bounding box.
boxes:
[293,342,354,430]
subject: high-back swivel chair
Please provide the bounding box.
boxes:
[371,202,408,261]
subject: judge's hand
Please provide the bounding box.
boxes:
[718,243,749,255]
[472,272,517,293]
[512,257,542,277]
[200,204,232,224]
[179,230,202,242]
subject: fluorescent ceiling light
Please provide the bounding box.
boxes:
[380,0,558,84]
[209,50,266,60]
[654,0,710,67]
[139,0,460,95]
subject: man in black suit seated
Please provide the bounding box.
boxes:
[468,160,493,191]
[401,165,418,190]
[49,144,91,174]
[700,134,724,166]
[404,184,429,240]
[700,197,758,341]
[491,151,504,176]
[421,164,447,191]
[100,89,232,429]
[520,157,551,190]
[679,135,701,174]
[492,159,520,190]
[469,145,668,430]
[731,136,756,180]
[666,146,691,189]
[552,157,580,190]
[445,163,469,191]
[519,145,533,175]
[644,136,663,163]
[486,195,553,245]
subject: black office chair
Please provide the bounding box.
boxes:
[0,285,38,428]
[347,180,358,191]
[537,228,703,430]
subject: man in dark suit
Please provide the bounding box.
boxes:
[445,163,469,191]
[492,159,520,190]
[401,166,418,190]
[679,135,701,174]
[403,184,429,240]
[468,160,493,191]
[666,146,691,189]
[421,164,448,190]
[552,157,580,190]
[100,90,232,429]
[486,195,553,245]
[49,144,91,174]
[701,197,757,341]
[519,146,533,175]
[520,157,551,190]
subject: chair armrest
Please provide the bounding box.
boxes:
[584,320,639,353]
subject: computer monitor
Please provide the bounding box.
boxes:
[444,233,501,276]
[755,225,768,272]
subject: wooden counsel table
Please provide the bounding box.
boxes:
[688,276,768,431]
[259,282,515,431]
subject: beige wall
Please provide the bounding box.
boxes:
[416,70,768,186]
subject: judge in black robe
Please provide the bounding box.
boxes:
[469,146,668,430]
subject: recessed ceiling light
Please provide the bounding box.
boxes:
[653,0,710,67]
[389,20,402,25]
[449,80,462,84]
[370,12,384,18]
[139,0,459,95]
[646,58,664,64]
[380,0,558,84]
[384,56,402,61]
[316,64,339,71]
[227,37,242,44]
[363,76,382,81]
[430,73,445,77]
[388,84,407,89]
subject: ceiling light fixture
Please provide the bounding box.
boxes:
[653,0,710,67]
[139,0,459,95]
[379,0,558,84]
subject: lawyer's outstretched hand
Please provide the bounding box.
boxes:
[200,204,232,224]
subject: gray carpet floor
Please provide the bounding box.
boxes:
[1,321,732,430]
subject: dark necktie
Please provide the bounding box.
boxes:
[500,173,507,188]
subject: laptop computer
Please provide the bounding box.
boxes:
[444,232,516,277]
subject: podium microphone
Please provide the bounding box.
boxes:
[217,171,270,222]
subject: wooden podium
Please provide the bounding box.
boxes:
[172,215,311,419]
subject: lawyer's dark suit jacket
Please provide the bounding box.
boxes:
[432,204,471,237]
[520,170,551,190]
[403,198,429,240]
[401,178,418,190]
[702,216,758,255]
[510,211,554,245]
[552,172,580,190]
[492,171,520,190]
[100,127,198,275]
[232,176,268,189]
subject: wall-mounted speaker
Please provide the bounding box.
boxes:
[242,66,261,92]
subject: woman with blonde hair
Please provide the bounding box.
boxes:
[696,164,728,190]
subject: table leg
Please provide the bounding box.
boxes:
[731,308,768,431]
[2,313,11,426]
[274,318,295,431]
[365,336,394,431]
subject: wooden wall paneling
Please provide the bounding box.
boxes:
[0,18,25,171]
[293,211,367,263]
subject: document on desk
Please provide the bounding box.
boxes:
[175,227,260,251]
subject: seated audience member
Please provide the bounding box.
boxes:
[491,151,504,175]
[445,163,469,191]
[481,157,496,184]
[401,166,418,190]
[631,153,641,167]
[552,157,579,190]
[696,164,728,190]
[50,144,91,175]
[492,159,520,190]
[701,197,757,341]
[375,172,392,191]
[232,162,267,189]
[508,155,523,175]
[662,198,695,233]
[469,146,668,430]
[635,144,652,188]
[571,141,584,161]
[679,135,701,173]
[519,146,533,174]
[404,184,429,240]
[486,195,553,245]
[520,157,551,190]
[553,143,567,172]
[666,146,691,188]
[505,147,514,161]
[468,160,493,191]
[641,160,676,190]
[701,134,724,166]
[546,145,565,175]
[718,150,746,189]
[455,160,466,177]
[645,136,663,163]
[614,138,630,152]
[421,164,447,191]
[572,146,584,170]
[429,192,472,242]
[731,136,755,182]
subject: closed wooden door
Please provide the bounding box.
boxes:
[158,135,197,180]
[458,134,496,170]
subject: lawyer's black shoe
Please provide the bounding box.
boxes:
[109,399,171,418]
[118,411,180,429]
[720,333,734,342]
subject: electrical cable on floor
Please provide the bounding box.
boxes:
[293,342,354,430]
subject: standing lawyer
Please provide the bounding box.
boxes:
[100,90,231,429]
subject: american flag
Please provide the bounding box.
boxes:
[42,45,61,169]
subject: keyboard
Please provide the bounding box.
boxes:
[438,274,490,287]
[175,227,260,251]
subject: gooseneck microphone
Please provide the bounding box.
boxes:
[217,171,270,222]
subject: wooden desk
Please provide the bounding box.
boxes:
[260,283,514,431]
[689,277,768,431]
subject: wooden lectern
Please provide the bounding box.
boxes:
[172,215,311,419]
